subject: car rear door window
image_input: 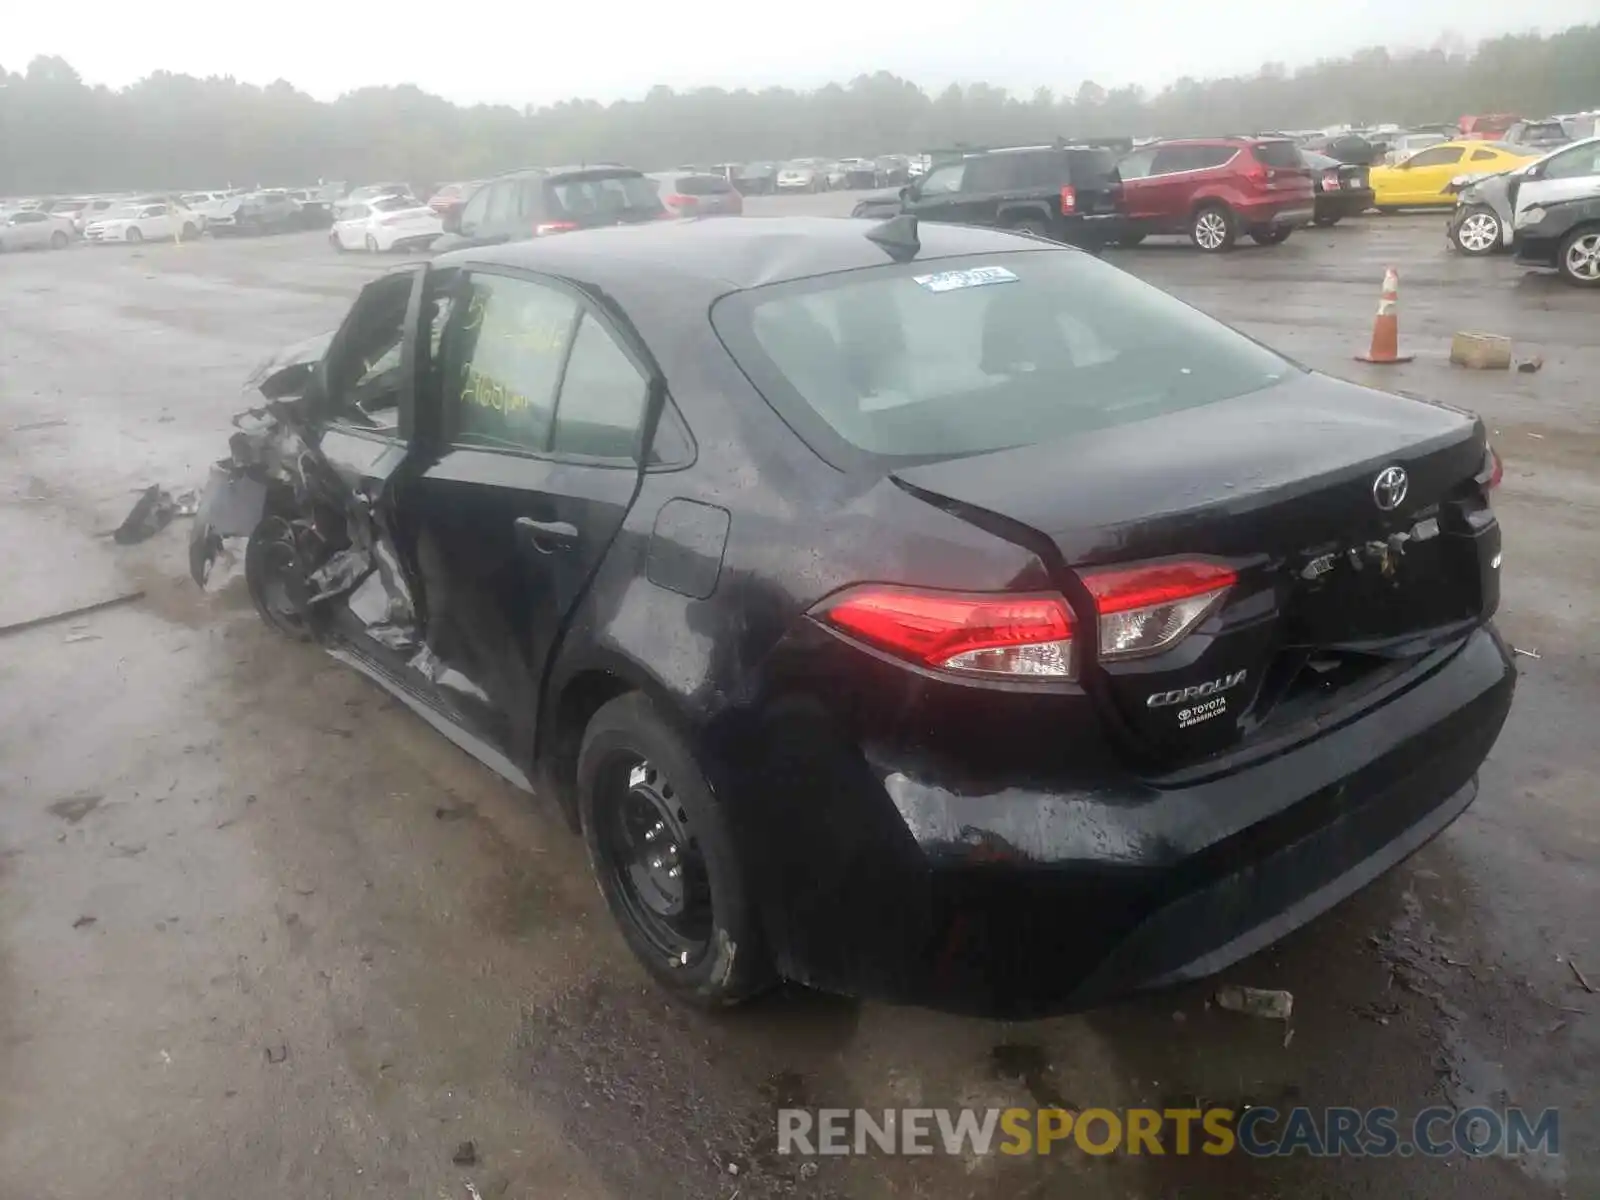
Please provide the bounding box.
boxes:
[676,175,733,196]
[444,274,579,453]
[551,314,650,460]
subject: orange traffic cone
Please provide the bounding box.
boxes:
[1356,267,1413,364]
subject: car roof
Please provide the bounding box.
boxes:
[434,215,1058,295]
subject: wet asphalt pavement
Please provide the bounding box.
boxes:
[1,197,1595,1199]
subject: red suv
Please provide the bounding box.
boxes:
[1116,137,1314,252]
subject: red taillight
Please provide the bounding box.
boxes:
[816,586,1075,679]
[1083,561,1236,660]
[664,193,695,209]
[1059,185,1077,215]
[534,220,579,236]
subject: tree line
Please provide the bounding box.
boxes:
[2,24,1597,195]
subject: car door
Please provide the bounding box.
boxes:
[1513,140,1600,221]
[8,212,50,248]
[452,178,518,247]
[394,266,655,766]
[1393,145,1466,203]
[903,160,971,225]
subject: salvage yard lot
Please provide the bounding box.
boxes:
[1,200,1596,1200]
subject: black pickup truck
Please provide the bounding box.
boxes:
[850,142,1125,250]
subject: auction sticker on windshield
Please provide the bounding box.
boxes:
[912,266,1019,293]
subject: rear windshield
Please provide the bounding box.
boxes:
[1251,140,1304,168]
[372,195,414,212]
[676,175,734,195]
[547,173,661,216]
[713,251,1294,466]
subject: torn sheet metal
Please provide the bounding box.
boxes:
[187,326,417,656]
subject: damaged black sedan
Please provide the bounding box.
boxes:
[192,217,1514,1016]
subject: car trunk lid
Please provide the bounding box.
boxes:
[890,372,1499,769]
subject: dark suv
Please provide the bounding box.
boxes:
[435,165,666,250]
[861,143,1125,249]
[1116,137,1314,251]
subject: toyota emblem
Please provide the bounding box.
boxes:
[1372,466,1408,511]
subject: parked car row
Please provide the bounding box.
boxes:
[851,137,1316,253]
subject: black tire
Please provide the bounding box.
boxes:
[1556,225,1600,288]
[181,222,197,240]
[244,514,315,641]
[50,230,69,249]
[1117,232,1147,247]
[364,233,380,253]
[1190,203,1236,252]
[330,232,347,253]
[578,692,771,1007]
[1311,214,1341,228]
[1452,205,1503,256]
[1008,218,1053,241]
[1251,225,1293,246]
[125,226,144,243]
[1375,205,1400,215]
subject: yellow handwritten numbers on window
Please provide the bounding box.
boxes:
[454,276,577,451]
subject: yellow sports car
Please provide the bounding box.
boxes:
[1370,140,1539,209]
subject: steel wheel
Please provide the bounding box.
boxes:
[1455,209,1502,255]
[1191,206,1234,252]
[1559,230,1600,286]
[594,755,713,964]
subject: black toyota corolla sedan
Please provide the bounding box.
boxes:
[190,216,1514,1017]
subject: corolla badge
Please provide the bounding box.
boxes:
[1372,465,1409,511]
[1146,669,1248,708]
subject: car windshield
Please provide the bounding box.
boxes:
[100,206,139,220]
[714,250,1295,465]
[372,195,414,212]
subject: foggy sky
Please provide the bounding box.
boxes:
[7,2,1596,108]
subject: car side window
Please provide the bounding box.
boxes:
[1408,146,1465,167]
[1150,146,1203,175]
[918,163,966,195]
[457,185,491,234]
[484,181,519,228]
[517,178,544,219]
[1471,149,1498,162]
[551,313,650,460]
[962,155,1015,193]
[444,273,578,453]
[1118,149,1157,180]
[1544,145,1600,179]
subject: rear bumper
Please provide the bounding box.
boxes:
[1315,189,1374,219]
[740,624,1514,1016]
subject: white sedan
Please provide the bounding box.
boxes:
[84,202,201,243]
[0,210,76,251]
[330,196,443,252]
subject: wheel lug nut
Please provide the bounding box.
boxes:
[649,857,662,870]
[667,866,681,879]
